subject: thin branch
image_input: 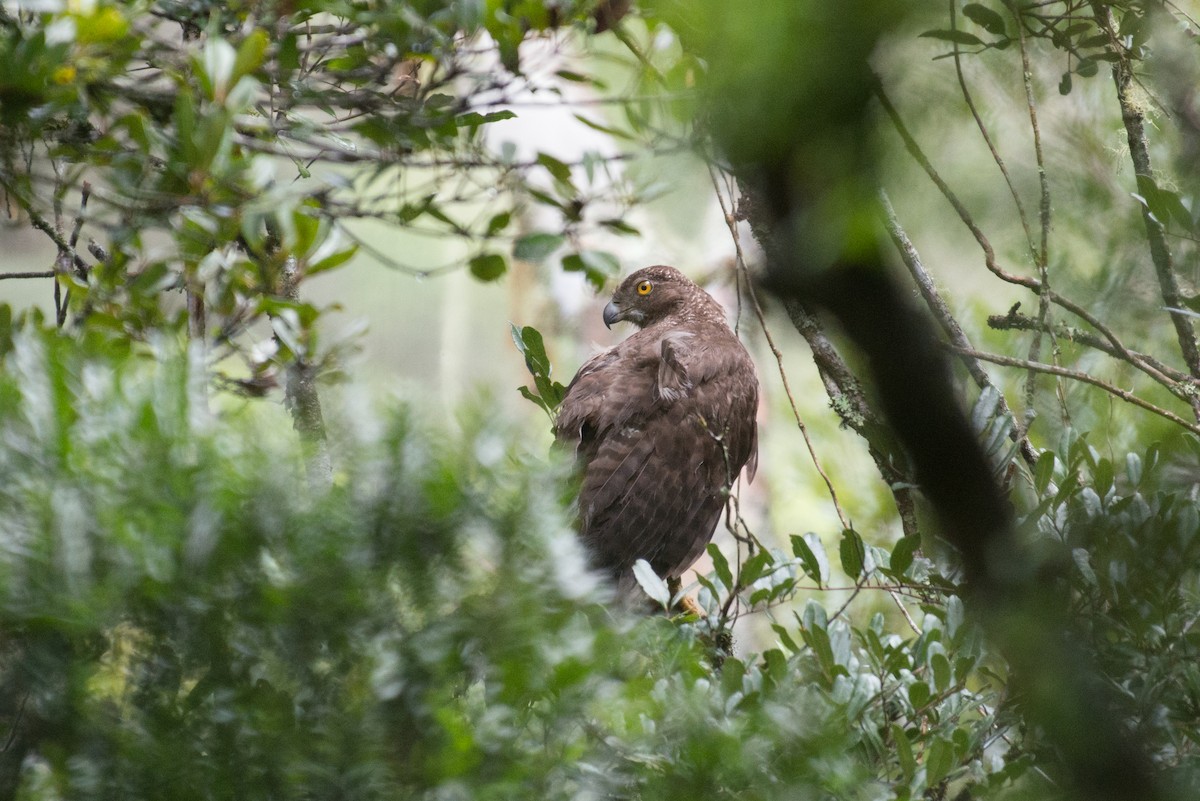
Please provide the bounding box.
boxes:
[949,1,1037,260]
[949,345,1200,436]
[1093,3,1200,400]
[875,82,1023,289]
[0,271,55,280]
[1012,1,1062,428]
[877,81,1187,401]
[0,173,90,276]
[988,306,1197,389]
[879,189,1037,466]
[708,165,851,531]
[719,174,921,632]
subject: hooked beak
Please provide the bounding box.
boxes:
[602,300,622,329]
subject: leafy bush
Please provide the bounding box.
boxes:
[3,328,1198,800]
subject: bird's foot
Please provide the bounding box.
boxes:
[666,576,705,619]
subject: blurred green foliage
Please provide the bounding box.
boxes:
[0,0,635,386]
[0,324,1198,799]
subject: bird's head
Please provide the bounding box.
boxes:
[602,265,713,329]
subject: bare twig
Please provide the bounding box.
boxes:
[949,345,1200,436]
[989,307,1197,389]
[1093,3,1200,408]
[0,272,55,280]
[708,166,851,530]
[1012,2,1063,428]
[878,81,1188,402]
[879,190,1037,466]
[0,173,90,275]
[949,1,1037,260]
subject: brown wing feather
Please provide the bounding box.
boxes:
[555,282,758,599]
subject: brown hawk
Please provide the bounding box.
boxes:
[554,265,759,600]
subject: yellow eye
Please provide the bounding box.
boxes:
[636,280,652,296]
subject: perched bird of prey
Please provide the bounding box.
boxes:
[554,265,759,600]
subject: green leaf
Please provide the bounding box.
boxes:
[1076,58,1098,77]
[1125,452,1142,487]
[790,533,824,585]
[599,218,640,236]
[919,29,985,46]
[931,652,952,692]
[893,724,917,783]
[517,385,551,415]
[1095,457,1114,498]
[1034,450,1056,494]
[737,549,774,589]
[511,323,550,375]
[945,595,965,641]
[708,542,734,592]
[772,623,802,654]
[1059,72,1073,95]
[890,535,918,576]
[232,29,269,85]
[291,210,321,256]
[536,152,574,186]
[572,113,633,141]
[513,233,564,263]
[908,680,931,710]
[962,3,1006,35]
[839,528,866,578]
[75,6,129,44]
[721,657,747,698]
[1140,176,1190,229]
[485,212,512,236]
[555,69,592,83]
[527,188,566,210]
[278,33,300,71]
[469,253,506,282]
[925,737,955,786]
[1072,548,1098,586]
[801,620,837,681]
[510,324,565,413]
[456,110,517,127]
[970,385,1000,433]
[562,251,620,290]
[308,243,358,276]
[632,559,670,607]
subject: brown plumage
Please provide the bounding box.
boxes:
[554,265,759,599]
